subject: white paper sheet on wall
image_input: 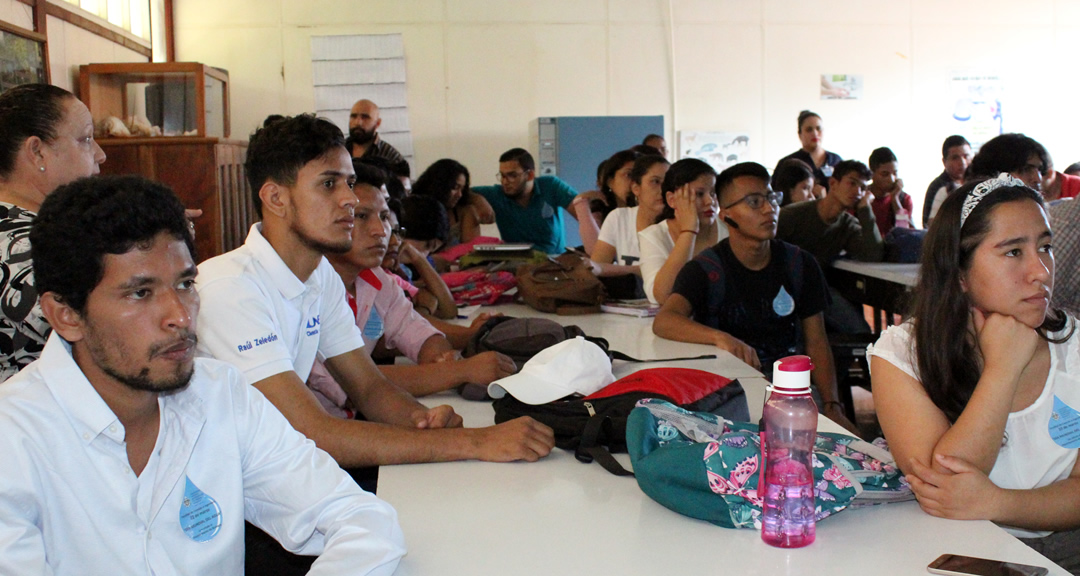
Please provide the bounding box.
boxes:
[311,33,414,170]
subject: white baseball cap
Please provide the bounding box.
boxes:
[488,337,615,405]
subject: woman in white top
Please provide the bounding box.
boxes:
[574,149,641,255]
[638,158,726,304]
[869,174,1080,569]
[589,154,669,278]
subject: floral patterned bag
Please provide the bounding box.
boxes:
[626,398,914,529]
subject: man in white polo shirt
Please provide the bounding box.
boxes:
[0,175,405,575]
[195,115,554,474]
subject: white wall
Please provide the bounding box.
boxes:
[175,0,1080,218]
[0,0,151,93]
[47,15,149,92]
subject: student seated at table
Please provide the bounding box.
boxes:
[587,154,670,298]
[574,149,641,255]
[967,133,1049,192]
[194,114,554,469]
[411,158,494,246]
[307,164,516,412]
[653,162,857,434]
[869,174,1080,571]
[0,174,405,576]
[777,159,882,334]
[642,133,668,158]
[471,148,579,254]
[772,157,816,206]
[923,135,971,227]
[868,147,913,236]
[638,158,727,304]
[1039,154,1080,203]
[381,197,497,347]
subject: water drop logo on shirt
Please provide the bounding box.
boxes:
[179,476,222,543]
[362,307,385,342]
[1048,395,1080,449]
[772,286,795,317]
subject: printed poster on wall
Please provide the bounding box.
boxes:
[949,72,1003,150]
[820,74,863,100]
[678,131,750,173]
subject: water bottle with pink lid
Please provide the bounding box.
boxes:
[760,354,818,548]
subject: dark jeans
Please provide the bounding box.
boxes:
[1020,528,1080,575]
[824,286,871,335]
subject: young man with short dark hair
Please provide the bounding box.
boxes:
[194,115,554,469]
[654,162,857,434]
[922,135,971,226]
[777,159,883,265]
[470,148,579,254]
[777,159,881,334]
[306,164,517,406]
[0,175,405,575]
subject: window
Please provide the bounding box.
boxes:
[63,0,150,41]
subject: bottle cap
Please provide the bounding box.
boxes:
[771,355,813,394]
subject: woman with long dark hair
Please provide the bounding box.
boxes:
[575,149,641,255]
[637,158,725,304]
[587,155,670,296]
[870,174,1080,569]
[411,158,493,246]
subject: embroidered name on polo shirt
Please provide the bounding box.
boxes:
[306,315,320,337]
[237,332,279,352]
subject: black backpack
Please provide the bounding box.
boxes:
[461,316,716,400]
[493,375,749,476]
[464,316,592,371]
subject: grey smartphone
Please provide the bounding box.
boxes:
[927,554,1049,576]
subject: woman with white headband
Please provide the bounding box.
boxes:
[870,173,1080,570]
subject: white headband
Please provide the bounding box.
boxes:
[960,173,1027,228]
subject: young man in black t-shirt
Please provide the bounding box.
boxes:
[653,162,857,433]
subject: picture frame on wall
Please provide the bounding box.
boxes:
[0,20,47,93]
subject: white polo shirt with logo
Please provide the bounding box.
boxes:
[195,223,365,384]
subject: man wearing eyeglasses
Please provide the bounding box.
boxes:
[653,162,859,434]
[470,148,579,254]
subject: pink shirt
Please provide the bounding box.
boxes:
[307,268,443,418]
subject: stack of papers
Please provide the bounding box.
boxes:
[600,299,660,318]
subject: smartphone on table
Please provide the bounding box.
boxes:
[927,553,1049,576]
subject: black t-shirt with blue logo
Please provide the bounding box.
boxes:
[671,239,828,375]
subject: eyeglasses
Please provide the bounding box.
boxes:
[497,170,528,182]
[722,191,783,210]
[390,226,406,238]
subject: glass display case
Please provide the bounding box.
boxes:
[78,62,230,138]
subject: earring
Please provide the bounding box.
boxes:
[39,166,45,172]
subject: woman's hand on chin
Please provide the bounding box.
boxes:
[972,308,1040,380]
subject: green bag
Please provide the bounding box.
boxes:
[626,398,913,529]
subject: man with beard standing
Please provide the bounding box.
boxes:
[0,175,405,575]
[346,99,405,165]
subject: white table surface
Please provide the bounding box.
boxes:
[832,259,920,287]
[376,304,1065,575]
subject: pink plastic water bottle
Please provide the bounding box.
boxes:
[760,355,818,548]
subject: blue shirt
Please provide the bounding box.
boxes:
[472,175,577,254]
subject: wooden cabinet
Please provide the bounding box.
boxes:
[97,138,253,262]
[79,62,230,138]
